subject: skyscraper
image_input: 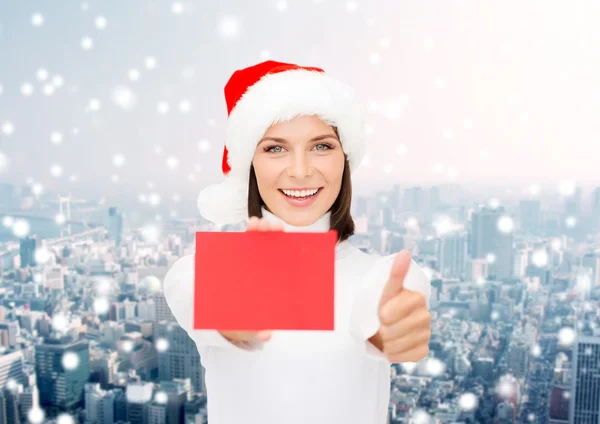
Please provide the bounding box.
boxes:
[35,337,90,411]
[438,231,468,280]
[519,199,541,234]
[470,206,514,280]
[427,186,441,218]
[155,322,205,393]
[402,187,424,213]
[581,253,600,286]
[108,207,124,246]
[19,236,38,268]
[564,187,582,217]
[153,292,175,323]
[570,336,600,423]
[0,350,25,390]
[592,187,600,231]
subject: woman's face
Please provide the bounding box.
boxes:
[252,114,345,226]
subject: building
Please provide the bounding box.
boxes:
[35,337,90,411]
[439,231,468,280]
[108,207,124,246]
[570,336,600,423]
[19,236,38,268]
[470,206,514,280]
[155,322,205,393]
[0,350,25,390]
[519,199,541,234]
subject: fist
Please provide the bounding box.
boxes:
[217,215,284,343]
[376,250,431,363]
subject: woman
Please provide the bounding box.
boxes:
[163,60,431,424]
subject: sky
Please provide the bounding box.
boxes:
[0,0,599,212]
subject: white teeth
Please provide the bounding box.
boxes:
[282,188,319,198]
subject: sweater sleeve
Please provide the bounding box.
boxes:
[349,253,431,361]
[162,254,264,352]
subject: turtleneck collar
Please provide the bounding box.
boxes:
[257,206,352,259]
[260,206,331,233]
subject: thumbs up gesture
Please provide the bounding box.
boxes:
[374,250,431,364]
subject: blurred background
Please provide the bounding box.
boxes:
[0,1,599,423]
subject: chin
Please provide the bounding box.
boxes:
[283,211,323,227]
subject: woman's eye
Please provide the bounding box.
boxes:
[267,146,284,153]
[314,143,332,151]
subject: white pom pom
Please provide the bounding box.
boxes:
[197,176,248,225]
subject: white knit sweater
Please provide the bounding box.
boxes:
[163,207,431,424]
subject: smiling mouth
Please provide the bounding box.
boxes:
[278,187,323,199]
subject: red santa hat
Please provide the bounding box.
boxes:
[197,60,366,225]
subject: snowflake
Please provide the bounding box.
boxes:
[21,83,34,96]
[81,37,93,50]
[458,392,479,411]
[497,216,514,233]
[31,13,44,26]
[218,16,240,39]
[62,352,80,370]
[95,16,107,29]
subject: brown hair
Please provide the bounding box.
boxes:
[247,128,355,243]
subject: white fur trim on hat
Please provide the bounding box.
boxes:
[197,175,248,225]
[225,68,366,179]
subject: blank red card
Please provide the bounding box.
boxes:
[194,230,337,331]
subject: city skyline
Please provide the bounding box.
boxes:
[0,180,599,422]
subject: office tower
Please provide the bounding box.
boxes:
[108,207,124,246]
[402,187,424,213]
[581,253,600,286]
[114,389,127,422]
[592,187,600,231]
[0,351,25,390]
[0,391,6,424]
[438,231,468,280]
[570,336,600,423]
[380,207,393,228]
[0,322,19,349]
[18,386,38,421]
[85,383,104,423]
[19,236,37,268]
[148,402,167,424]
[507,338,529,378]
[159,380,187,424]
[390,184,401,209]
[563,186,582,216]
[470,206,514,280]
[549,384,570,423]
[519,199,541,234]
[85,383,117,424]
[0,387,20,424]
[153,292,175,323]
[109,303,126,321]
[35,337,90,410]
[155,322,205,393]
[126,383,153,424]
[99,390,117,424]
[428,186,441,217]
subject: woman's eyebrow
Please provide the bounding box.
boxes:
[257,134,339,145]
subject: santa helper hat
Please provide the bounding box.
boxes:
[197,60,367,225]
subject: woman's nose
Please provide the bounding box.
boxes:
[286,153,313,179]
